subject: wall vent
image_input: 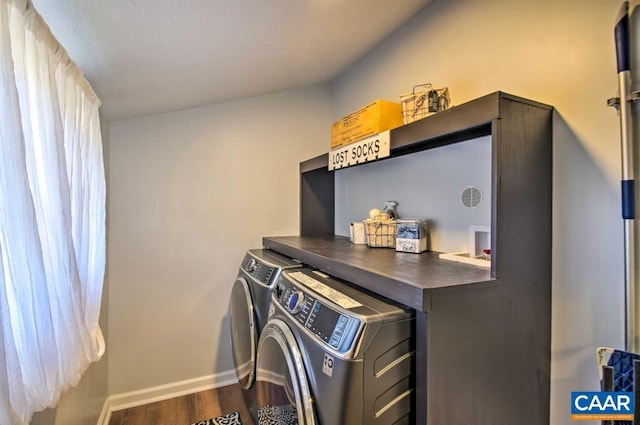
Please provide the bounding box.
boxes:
[461,186,483,208]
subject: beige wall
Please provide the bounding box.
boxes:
[107,85,331,394]
[332,0,623,424]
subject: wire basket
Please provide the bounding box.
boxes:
[399,84,450,124]
[363,217,397,248]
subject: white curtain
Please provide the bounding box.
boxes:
[0,0,106,424]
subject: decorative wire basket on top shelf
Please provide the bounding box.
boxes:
[363,215,397,248]
[399,84,450,124]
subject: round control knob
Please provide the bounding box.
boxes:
[287,291,305,314]
[246,258,258,273]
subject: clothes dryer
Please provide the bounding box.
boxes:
[228,250,301,394]
[255,268,415,425]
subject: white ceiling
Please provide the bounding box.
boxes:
[31,0,431,121]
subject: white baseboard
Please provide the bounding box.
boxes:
[97,370,237,425]
[96,397,112,425]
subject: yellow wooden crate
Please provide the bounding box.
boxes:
[331,99,403,149]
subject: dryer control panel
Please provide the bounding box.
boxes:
[241,253,276,285]
[274,272,362,354]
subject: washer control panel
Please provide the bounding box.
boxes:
[274,272,361,353]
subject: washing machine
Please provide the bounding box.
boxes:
[255,268,415,425]
[228,250,301,409]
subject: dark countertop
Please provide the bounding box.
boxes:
[262,235,494,311]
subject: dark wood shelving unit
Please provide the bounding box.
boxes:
[263,91,553,425]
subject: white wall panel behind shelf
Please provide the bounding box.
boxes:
[335,136,491,254]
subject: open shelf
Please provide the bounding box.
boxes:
[263,235,493,311]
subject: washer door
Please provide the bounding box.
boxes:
[255,318,316,425]
[229,276,257,390]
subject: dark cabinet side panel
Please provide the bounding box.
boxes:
[300,166,334,236]
[427,97,552,425]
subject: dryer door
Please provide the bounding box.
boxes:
[256,318,316,425]
[229,276,257,390]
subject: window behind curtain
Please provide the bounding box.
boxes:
[0,1,106,424]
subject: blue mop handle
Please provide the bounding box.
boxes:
[616,2,636,220]
[615,1,639,353]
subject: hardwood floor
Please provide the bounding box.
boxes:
[108,384,255,425]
